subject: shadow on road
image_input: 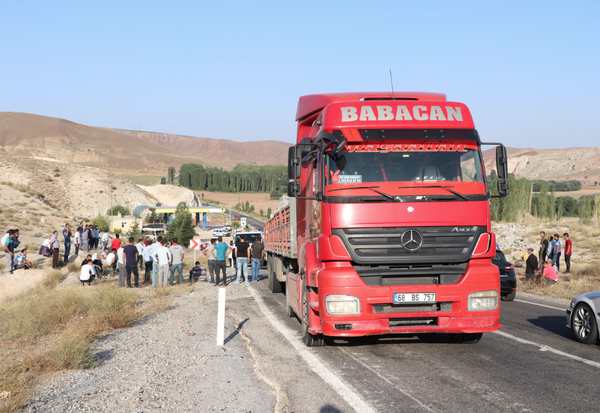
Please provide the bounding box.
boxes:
[527,315,572,339]
[320,405,343,413]
[324,334,461,347]
[225,318,249,345]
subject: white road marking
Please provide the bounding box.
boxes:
[246,285,376,413]
[492,330,600,369]
[514,299,566,311]
[338,347,433,412]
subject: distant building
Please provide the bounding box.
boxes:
[110,216,142,234]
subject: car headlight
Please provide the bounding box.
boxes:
[325,295,360,315]
[468,290,498,311]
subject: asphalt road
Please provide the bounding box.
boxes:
[232,270,600,413]
[217,207,265,231]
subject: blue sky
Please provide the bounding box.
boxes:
[1,1,599,148]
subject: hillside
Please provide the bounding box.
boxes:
[0,152,157,217]
[483,146,600,184]
[0,112,200,174]
[111,129,290,169]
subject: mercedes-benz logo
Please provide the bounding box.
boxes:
[401,229,423,252]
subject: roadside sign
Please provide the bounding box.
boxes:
[241,217,246,228]
[189,239,201,250]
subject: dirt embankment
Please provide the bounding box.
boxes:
[0,152,157,218]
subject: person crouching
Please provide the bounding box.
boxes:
[80,259,96,286]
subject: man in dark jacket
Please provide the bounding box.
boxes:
[539,231,548,270]
[526,247,539,281]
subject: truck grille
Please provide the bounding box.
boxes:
[332,226,486,265]
[353,263,467,286]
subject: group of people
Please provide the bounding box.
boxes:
[97,235,204,288]
[525,231,574,284]
[9,222,268,290]
[3,228,31,274]
[38,223,108,269]
[202,234,265,287]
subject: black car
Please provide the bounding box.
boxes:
[492,250,517,301]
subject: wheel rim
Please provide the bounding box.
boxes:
[574,306,592,338]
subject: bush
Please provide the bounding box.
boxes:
[49,336,96,370]
[106,205,130,216]
[92,215,109,232]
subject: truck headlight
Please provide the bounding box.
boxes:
[468,291,498,311]
[325,295,360,315]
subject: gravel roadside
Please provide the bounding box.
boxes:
[24,270,276,412]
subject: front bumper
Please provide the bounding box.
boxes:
[313,260,501,337]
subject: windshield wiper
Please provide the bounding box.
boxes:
[398,185,468,201]
[328,186,399,202]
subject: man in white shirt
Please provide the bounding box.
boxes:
[148,236,163,287]
[117,241,126,287]
[74,228,81,256]
[50,230,60,269]
[104,248,116,276]
[1,231,11,248]
[80,259,95,286]
[142,243,153,285]
[203,238,217,283]
[135,237,145,271]
[154,240,172,287]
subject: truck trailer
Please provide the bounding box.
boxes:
[263,92,509,346]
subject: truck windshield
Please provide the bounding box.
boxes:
[324,140,486,198]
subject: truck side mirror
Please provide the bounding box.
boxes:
[482,142,510,198]
[288,181,301,197]
[496,146,508,179]
[288,145,301,181]
[495,145,509,197]
[497,180,508,197]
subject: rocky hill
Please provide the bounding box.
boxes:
[0,152,157,218]
[110,129,290,169]
[483,146,600,183]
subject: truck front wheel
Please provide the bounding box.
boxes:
[302,279,325,347]
[448,332,483,344]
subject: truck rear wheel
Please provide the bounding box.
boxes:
[449,332,483,344]
[285,270,294,317]
[302,278,325,347]
[269,256,283,294]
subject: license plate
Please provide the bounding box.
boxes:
[394,293,436,303]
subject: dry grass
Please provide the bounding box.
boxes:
[579,238,600,253]
[67,262,79,273]
[0,281,150,413]
[519,261,600,299]
[42,270,67,289]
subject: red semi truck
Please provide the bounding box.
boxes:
[264,92,509,346]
